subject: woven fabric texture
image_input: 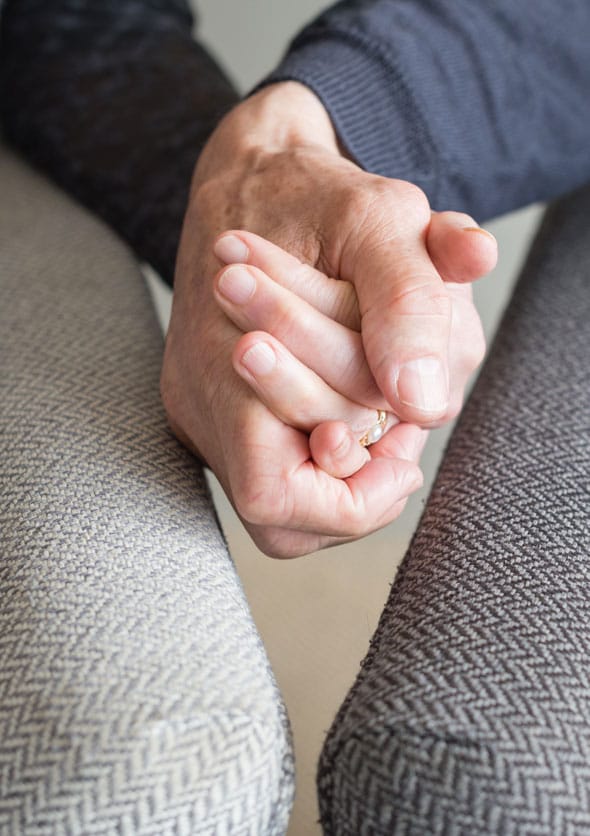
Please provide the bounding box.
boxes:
[318,187,590,835]
[0,146,294,836]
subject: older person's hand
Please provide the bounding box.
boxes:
[161,81,496,557]
[210,221,493,476]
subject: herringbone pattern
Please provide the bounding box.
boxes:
[0,147,294,835]
[318,189,590,835]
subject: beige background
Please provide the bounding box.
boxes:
[146,2,545,831]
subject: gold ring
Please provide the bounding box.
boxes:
[359,410,387,447]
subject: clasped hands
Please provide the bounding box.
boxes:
[161,82,497,557]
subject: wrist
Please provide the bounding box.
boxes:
[243,82,340,153]
[203,81,341,164]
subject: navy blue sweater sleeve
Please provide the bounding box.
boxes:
[2,0,589,283]
[264,0,590,220]
[0,0,239,285]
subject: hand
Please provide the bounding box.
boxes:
[207,215,493,478]
[163,247,424,557]
[212,216,494,429]
[191,82,496,422]
[161,82,495,557]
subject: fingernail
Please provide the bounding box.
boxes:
[214,234,249,263]
[218,266,256,305]
[241,342,276,376]
[396,356,448,414]
[463,226,496,242]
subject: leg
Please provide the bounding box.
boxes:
[318,186,590,835]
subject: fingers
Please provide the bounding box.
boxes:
[309,420,427,480]
[309,421,371,479]
[214,211,492,432]
[214,262,385,409]
[372,421,429,463]
[245,491,412,559]
[221,396,422,550]
[214,230,360,329]
[232,330,396,438]
[214,227,487,428]
[232,429,423,540]
[214,218,496,329]
[342,189,491,426]
[286,449,422,538]
[252,425,427,555]
[350,232,454,424]
[427,212,498,283]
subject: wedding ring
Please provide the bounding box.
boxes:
[359,410,387,447]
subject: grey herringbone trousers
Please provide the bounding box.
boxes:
[318,190,590,835]
[0,146,294,835]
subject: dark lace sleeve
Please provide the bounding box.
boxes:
[0,0,239,285]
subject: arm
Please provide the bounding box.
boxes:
[0,0,428,557]
[0,0,239,285]
[263,0,590,220]
[0,1,516,557]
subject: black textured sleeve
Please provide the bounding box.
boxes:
[263,0,590,221]
[0,0,239,285]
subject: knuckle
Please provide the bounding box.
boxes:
[347,178,430,224]
[392,179,430,217]
[269,301,305,346]
[340,178,432,270]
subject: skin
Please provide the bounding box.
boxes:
[161,81,497,558]
[211,224,495,477]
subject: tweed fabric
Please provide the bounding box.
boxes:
[0,146,294,835]
[318,187,590,835]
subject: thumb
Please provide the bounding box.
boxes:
[427,211,498,282]
[345,187,452,425]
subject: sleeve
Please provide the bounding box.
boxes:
[0,0,240,286]
[262,0,590,221]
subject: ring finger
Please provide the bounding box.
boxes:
[233,330,397,453]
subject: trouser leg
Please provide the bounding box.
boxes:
[318,187,590,835]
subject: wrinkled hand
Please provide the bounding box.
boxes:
[161,82,496,557]
[210,221,493,476]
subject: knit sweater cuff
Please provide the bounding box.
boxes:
[259,31,437,195]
